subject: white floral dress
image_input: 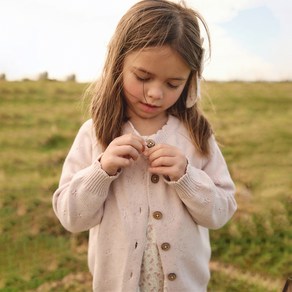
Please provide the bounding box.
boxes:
[139,215,165,292]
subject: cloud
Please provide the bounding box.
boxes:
[188,0,265,22]
[203,26,276,81]
[189,0,292,81]
[265,0,292,79]
[0,0,140,81]
[0,0,291,81]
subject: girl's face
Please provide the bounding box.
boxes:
[122,45,191,126]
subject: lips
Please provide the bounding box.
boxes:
[139,101,160,113]
[141,102,159,108]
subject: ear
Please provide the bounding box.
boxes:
[186,46,205,108]
[186,72,201,108]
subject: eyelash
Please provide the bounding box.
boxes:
[135,75,179,89]
[167,83,179,89]
[135,75,149,82]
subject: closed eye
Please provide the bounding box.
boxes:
[167,83,180,89]
[134,71,183,89]
[135,75,150,82]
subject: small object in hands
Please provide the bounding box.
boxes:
[146,139,155,148]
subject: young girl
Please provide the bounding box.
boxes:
[53,0,237,291]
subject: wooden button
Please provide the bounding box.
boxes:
[161,242,171,251]
[146,139,155,148]
[153,211,163,220]
[151,174,159,183]
[168,273,177,281]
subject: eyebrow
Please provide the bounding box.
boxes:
[133,67,188,81]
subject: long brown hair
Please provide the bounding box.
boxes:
[89,0,213,155]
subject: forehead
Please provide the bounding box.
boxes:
[124,46,190,77]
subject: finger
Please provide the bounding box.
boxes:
[109,156,134,171]
[100,154,132,176]
[149,156,175,168]
[148,164,185,181]
[148,166,176,179]
[147,147,176,164]
[114,134,146,153]
[113,145,141,161]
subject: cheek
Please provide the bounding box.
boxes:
[123,76,143,99]
[168,90,183,104]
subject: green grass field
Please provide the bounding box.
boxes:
[0,80,291,291]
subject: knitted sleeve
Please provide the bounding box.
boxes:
[52,120,118,233]
[166,136,237,229]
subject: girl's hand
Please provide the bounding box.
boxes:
[100,134,146,176]
[144,144,187,181]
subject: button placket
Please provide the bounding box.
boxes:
[145,139,160,184]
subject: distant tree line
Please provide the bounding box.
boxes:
[0,72,77,82]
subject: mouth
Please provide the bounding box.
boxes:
[139,101,161,113]
[141,102,159,108]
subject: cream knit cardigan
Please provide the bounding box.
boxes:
[53,115,237,292]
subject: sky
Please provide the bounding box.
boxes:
[0,0,291,82]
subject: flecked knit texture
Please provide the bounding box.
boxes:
[53,115,237,292]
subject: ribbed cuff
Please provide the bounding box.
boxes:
[166,164,207,198]
[82,159,120,195]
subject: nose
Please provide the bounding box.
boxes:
[145,83,163,100]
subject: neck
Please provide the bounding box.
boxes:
[129,115,168,136]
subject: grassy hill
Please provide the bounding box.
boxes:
[0,80,291,291]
